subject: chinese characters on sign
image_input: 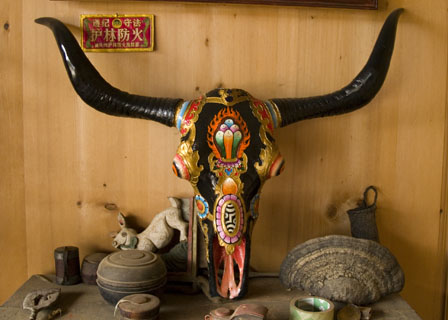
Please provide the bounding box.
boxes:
[81,15,154,52]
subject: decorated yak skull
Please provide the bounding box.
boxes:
[36,9,402,299]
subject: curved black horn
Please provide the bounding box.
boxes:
[270,9,403,127]
[35,17,183,127]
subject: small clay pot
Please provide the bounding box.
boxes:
[117,294,160,320]
[81,253,108,285]
[96,250,167,305]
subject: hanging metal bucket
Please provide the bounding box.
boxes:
[347,186,379,242]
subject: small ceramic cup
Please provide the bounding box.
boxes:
[289,296,334,320]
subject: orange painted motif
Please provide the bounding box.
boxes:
[207,107,250,161]
[222,178,238,194]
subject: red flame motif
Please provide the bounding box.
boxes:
[207,107,250,161]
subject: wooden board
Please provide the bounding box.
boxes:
[441,37,448,320]
[0,275,422,319]
[0,0,28,305]
[0,1,445,319]
[51,0,378,10]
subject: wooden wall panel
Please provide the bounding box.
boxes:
[0,0,27,305]
[9,0,446,319]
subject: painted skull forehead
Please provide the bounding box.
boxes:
[173,88,285,205]
[173,88,284,181]
[172,88,285,298]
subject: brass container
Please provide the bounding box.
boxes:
[96,250,167,305]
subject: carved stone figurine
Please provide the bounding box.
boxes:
[36,9,402,299]
[111,197,188,252]
[22,288,61,320]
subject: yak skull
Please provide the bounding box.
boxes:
[36,9,402,299]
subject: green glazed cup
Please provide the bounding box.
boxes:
[289,296,334,320]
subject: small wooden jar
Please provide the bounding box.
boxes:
[54,246,81,285]
[117,294,160,320]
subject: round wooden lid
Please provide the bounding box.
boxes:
[97,250,167,289]
[118,294,160,320]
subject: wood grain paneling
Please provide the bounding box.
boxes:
[0,0,27,305]
[0,0,444,318]
[440,29,448,319]
[52,0,378,10]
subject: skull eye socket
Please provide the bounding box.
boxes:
[172,153,191,181]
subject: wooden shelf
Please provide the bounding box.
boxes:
[0,274,421,319]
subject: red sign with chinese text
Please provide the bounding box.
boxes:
[81,15,154,52]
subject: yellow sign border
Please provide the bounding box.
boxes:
[80,14,155,53]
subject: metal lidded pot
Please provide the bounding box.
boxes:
[96,250,167,305]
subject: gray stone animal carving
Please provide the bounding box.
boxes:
[111,197,189,252]
[23,288,61,320]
